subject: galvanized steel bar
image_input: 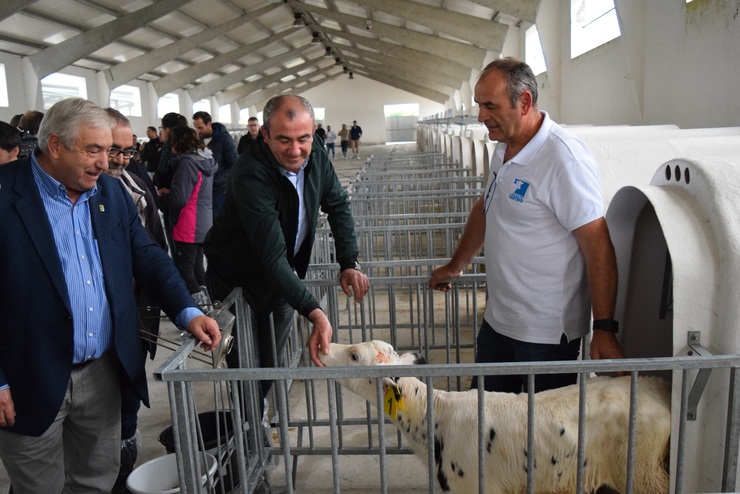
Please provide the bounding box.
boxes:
[723,367,740,491]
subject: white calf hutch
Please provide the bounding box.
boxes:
[150,139,740,493]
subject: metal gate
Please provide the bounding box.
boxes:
[155,150,740,493]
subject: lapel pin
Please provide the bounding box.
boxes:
[99,204,105,212]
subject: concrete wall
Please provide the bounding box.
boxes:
[299,74,446,144]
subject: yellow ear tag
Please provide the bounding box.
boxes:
[384,382,404,418]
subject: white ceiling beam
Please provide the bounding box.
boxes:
[0,0,33,22]
[153,30,293,96]
[297,2,485,70]
[237,69,339,109]
[28,0,193,79]
[105,4,279,89]
[353,68,448,104]
[189,44,317,102]
[322,26,470,84]
[355,0,508,52]
[466,0,539,24]
[342,46,460,93]
[220,54,326,105]
[345,54,454,96]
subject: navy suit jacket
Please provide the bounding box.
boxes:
[0,156,195,436]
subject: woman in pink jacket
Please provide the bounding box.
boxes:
[158,125,217,304]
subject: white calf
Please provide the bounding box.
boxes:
[320,340,671,494]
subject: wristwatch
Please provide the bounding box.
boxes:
[592,319,619,333]
[340,260,362,272]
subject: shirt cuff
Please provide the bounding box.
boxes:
[0,384,8,391]
[175,307,205,332]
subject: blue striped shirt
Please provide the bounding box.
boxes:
[29,155,203,365]
[30,153,112,364]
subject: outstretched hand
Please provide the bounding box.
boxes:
[187,315,222,352]
[428,263,462,292]
[339,269,370,302]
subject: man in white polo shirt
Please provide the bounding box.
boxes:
[429,58,624,393]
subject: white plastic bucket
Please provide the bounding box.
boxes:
[126,452,217,494]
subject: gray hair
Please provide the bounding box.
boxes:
[38,98,113,153]
[480,57,539,109]
[104,107,131,127]
[262,95,315,135]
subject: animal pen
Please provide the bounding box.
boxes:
[152,150,740,494]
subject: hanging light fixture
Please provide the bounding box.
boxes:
[343,66,349,73]
[311,32,321,44]
[324,46,333,57]
[348,72,354,79]
[292,12,303,27]
[334,57,342,66]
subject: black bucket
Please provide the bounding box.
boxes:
[158,410,234,453]
[158,410,239,490]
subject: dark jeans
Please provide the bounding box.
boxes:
[206,268,295,398]
[340,140,348,156]
[472,320,581,393]
[326,142,335,158]
[212,191,225,220]
[173,242,205,294]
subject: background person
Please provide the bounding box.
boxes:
[338,123,349,159]
[0,98,220,493]
[0,121,20,164]
[140,125,162,176]
[429,58,624,393]
[154,112,188,255]
[349,120,362,159]
[192,111,238,220]
[103,108,168,490]
[238,116,260,155]
[325,124,337,159]
[159,125,216,306]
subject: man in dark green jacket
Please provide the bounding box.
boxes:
[204,95,369,375]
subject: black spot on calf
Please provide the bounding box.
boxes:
[486,427,496,454]
[434,438,450,491]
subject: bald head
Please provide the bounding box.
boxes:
[262,95,315,135]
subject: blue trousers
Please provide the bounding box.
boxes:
[471,320,581,393]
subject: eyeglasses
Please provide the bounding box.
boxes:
[107,147,137,159]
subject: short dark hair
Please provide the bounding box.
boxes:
[147,126,157,133]
[169,124,205,154]
[9,114,22,129]
[480,57,538,108]
[161,112,187,129]
[0,121,21,151]
[192,111,212,124]
[20,111,44,136]
[247,117,259,123]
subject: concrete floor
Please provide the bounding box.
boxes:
[0,142,426,493]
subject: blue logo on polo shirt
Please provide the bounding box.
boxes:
[508,179,530,203]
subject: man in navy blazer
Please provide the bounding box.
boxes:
[0,98,221,492]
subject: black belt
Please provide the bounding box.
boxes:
[71,359,96,371]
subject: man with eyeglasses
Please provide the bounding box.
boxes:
[0,98,221,492]
[104,107,168,490]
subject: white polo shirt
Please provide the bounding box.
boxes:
[483,112,605,344]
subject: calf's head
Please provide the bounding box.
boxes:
[319,340,424,401]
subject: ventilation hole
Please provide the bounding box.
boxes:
[684,167,691,184]
[674,165,681,182]
[665,165,672,181]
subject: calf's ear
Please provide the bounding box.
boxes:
[398,352,425,365]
